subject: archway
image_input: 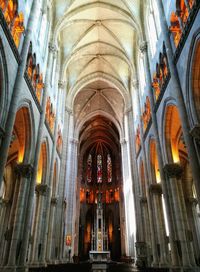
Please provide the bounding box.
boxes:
[0,106,32,265]
[164,104,200,265]
[77,115,122,261]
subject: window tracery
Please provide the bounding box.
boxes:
[0,0,24,48]
[107,154,112,183]
[97,154,102,183]
[87,154,92,183]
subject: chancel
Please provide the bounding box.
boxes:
[0,1,200,272]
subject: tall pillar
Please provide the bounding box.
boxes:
[155,0,200,204]
[4,164,33,270]
[126,104,144,246]
[140,41,180,267]
[57,107,72,261]
[64,137,78,260]
[163,163,196,267]
[30,184,49,264]
[40,81,64,264]
[120,138,130,256]
[0,0,39,189]
[18,42,56,269]
[149,184,168,266]
[131,79,159,267]
[46,196,58,261]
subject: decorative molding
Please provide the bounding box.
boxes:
[149,183,162,195]
[65,106,73,115]
[132,79,139,89]
[163,163,183,179]
[70,138,79,145]
[58,80,65,89]
[14,163,34,178]
[51,197,58,205]
[120,138,127,145]
[48,42,57,53]
[35,184,50,196]
[139,41,148,53]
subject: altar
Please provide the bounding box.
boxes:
[89,192,110,271]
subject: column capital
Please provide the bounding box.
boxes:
[120,138,127,145]
[139,41,148,53]
[149,183,162,195]
[124,106,132,115]
[139,196,147,203]
[70,138,79,145]
[35,184,50,196]
[185,197,198,206]
[1,198,10,206]
[190,124,200,141]
[14,163,34,178]
[63,198,67,207]
[163,163,183,179]
[132,79,139,89]
[58,80,66,89]
[48,42,57,53]
[65,106,72,115]
[51,197,58,205]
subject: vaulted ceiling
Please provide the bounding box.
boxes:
[53,0,142,137]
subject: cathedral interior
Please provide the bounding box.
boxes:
[0,0,200,271]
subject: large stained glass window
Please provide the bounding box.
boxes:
[87,154,92,183]
[97,154,102,183]
[107,154,112,183]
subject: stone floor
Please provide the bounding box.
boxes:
[29,262,170,272]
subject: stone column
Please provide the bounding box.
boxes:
[185,197,200,264]
[64,137,78,260]
[163,163,196,267]
[5,164,33,269]
[126,105,144,248]
[131,79,158,267]
[46,196,58,261]
[139,197,151,267]
[18,42,56,269]
[140,41,180,267]
[0,0,39,189]
[57,107,72,261]
[30,184,49,264]
[40,81,64,264]
[120,138,133,256]
[0,199,10,264]
[156,0,200,204]
[149,184,168,266]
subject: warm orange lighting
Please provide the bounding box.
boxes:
[80,188,85,203]
[155,168,161,183]
[172,146,180,163]
[18,147,24,163]
[37,149,43,184]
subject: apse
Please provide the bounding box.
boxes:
[76,115,123,261]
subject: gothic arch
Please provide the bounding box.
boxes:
[37,139,49,185]
[0,38,9,127]
[186,29,200,125]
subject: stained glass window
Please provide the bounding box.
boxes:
[107,154,112,183]
[87,154,92,183]
[97,154,102,183]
